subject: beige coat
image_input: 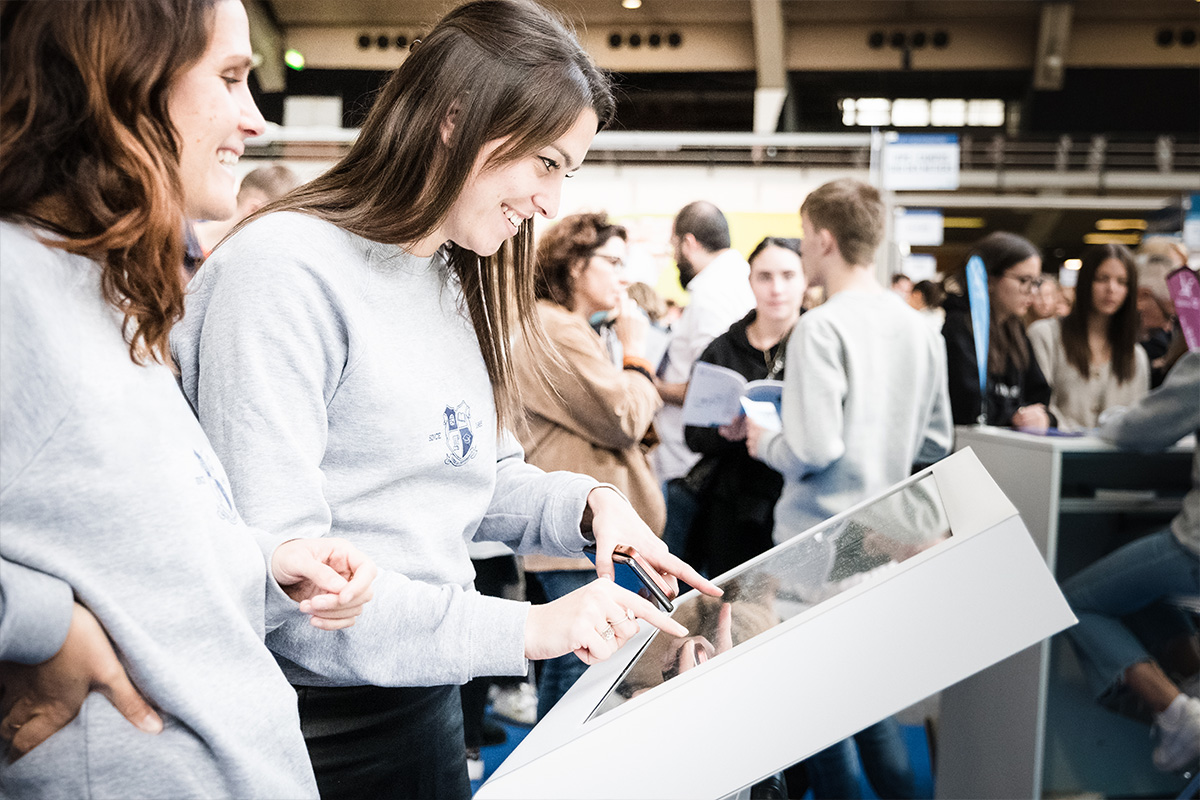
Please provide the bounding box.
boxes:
[516,300,665,572]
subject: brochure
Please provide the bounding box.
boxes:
[682,361,784,428]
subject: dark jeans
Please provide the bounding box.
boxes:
[461,554,521,748]
[806,718,921,799]
[296,683,471,800]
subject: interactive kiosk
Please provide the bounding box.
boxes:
[477,448,1077,800]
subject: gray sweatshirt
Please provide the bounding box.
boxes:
[1099,350,1199,554]
[0,222,317,799]
[757,289,954,539]
[171,212,598,688]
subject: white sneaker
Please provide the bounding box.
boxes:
[490,682,537,727]
[1152,695,1200,772]
[466,748,484,782]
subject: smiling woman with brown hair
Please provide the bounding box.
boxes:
[170,2,716,797]
[0,1,376,797]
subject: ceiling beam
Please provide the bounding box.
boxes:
[1033,2,1073,91]
[751,0,787,134]
[247,0,286,93]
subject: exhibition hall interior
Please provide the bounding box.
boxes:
[2,1,1196,799]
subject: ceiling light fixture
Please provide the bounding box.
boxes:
[942,217,987,229]
[622,0,642,9]
[1094,218,1148,231]
[1083,233,1142,245]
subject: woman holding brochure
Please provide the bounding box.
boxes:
[682,237,805,578]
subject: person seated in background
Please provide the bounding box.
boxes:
[682,236,804,579]
[906,278,946,335]
[512,212,666,721]
[1062,351,1200,774]
[744,179,952,800]
[942,231,1056,431]
[1025,274,1063,327]
[192,164,300,256]
[1028,244,1149,431]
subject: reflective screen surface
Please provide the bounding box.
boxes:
[589,473,952,719]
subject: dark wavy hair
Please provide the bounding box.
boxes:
[256,0,615,426]
[1060,243,1140,383]
[534,212,627,310]
[0,0,217,365]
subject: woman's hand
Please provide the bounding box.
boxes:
[524,577,688,665]
[0,603,162,762]
[271,538,378,630]
[718,414,748,442]
[584,486,721,599]
[612,296,649,358]
[1011,403,1050,433]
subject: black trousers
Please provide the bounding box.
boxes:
[296,683,471,800]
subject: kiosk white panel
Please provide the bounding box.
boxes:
[477,449,1075,800]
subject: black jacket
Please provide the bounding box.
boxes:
[682,310,790,577]
[941,293,1054,427]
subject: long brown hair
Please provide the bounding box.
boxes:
[0,0,216,365]
[972,231,1041,375]
[254,0,615,426]
[1060,243,1140,383]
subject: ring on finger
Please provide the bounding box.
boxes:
[599,624,615,642]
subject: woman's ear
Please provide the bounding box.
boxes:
[440,102,460,146]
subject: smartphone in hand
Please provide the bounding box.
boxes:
[583,543,675,612]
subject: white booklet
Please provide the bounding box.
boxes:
[682,362,784,430]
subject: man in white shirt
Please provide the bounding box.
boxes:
[654,201,755,487]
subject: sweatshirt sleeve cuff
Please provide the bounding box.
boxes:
[543,473,603,556]
[756,430,784,471]
[0,561,75,664]
[467,594,530,679]
[250,530,303,632]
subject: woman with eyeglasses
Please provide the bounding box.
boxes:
[943,231,1055,430]
[1027,244,1149,431]
[512,211,666,720]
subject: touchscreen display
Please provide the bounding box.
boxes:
[588,473,952,720]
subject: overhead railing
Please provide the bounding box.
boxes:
[244,126,1198,190]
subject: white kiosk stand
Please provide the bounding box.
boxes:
[477,449,1076,800]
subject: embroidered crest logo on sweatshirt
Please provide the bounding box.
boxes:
[441,402,480,466]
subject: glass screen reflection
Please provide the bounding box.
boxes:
[588,473,952,720]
